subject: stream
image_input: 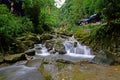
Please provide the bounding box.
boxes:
[0,36,120,80]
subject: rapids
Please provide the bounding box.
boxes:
[0,36,95,80]
[34,36,95,61]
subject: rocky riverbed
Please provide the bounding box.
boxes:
[38,60,120,80]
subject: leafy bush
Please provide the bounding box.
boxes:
[23,0,54,33]
[0,5,33,54]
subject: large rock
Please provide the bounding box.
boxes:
[92,50,114,65]
[54,42,66,54]
[24,48,35,56]
[45,40,55,51]
[40,33,53,43]
[45,39,66,54]
[4,53,26,63]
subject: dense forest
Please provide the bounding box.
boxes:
[0,0,120,58]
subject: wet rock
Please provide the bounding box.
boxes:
[4,53,26,63]
[57,30,73,37]
[58,48,66,54]
[45,39,66,54]
[55,42,66,54]
[26,58,42,67]
[40,33,53,43]
[45,40,55,51]
[24,48,35,56]
[56,59,72,64]
[16,33,37,52]
[49,49,56,54]
[60,35,68,39]
[74,42,77,47]
[92,50,114,65]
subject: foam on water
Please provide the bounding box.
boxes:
[34,36,95,59]
[63,36,95,59]
[34,44,50,56]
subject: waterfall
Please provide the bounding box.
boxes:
[34,44,50,56]
[34,36,94,59]
[63,36,94,58]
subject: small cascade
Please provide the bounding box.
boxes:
[34,36,94,59]
[63,36,95,58]
[34,44,50,56]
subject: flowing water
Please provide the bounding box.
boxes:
[34,36,95,62]
[0,36,95,80]
[1,36,120,80]
[34,44,50,56]
[0,62,44,80]
[63,36,94,59]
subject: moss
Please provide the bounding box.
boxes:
[40,33,53,43]
[39,62,52,80]
[4,53,26,63]
[44,75,52,80]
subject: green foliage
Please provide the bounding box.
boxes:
[95,0,120,23]
[59,0,98,27]
[0,5,33,53]
[1,0,120,55]
[23,0,55,33]
[0,5,33,36]
[62,0,120,52]
[90,23,120,49]
[0,0,60,54]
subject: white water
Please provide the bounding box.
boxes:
[34,36,94,59]
[63,36,94,58]
[34,44,50,56]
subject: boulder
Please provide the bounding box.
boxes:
[40,33,53,43]
[74,42,77,47]
[4,53,26,63]
[92,50,114,65]
[45,40,55,51]
[45,39,66,54]
[54,42,66,54]
[24,48,35,56]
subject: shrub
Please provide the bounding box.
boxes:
[0,5,33,54]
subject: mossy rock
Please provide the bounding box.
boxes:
[4,53,26,63]
[16,33,39,53]
[40,33,53,43]
[56,59,72,64]
[24,49,35,56]
[57,27,73,36]
[92,50,115,65]
[74,42,77,47]
[114,57,120,64]
[45,40,55,51]
[54,42,66,54]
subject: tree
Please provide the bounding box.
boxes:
[0,4,33,53]
[59,0,97,26]
[95,0,120,24]
[23,0,55,33]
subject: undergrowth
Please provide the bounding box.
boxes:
[73,23,120,55]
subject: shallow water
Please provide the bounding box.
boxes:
[0,62,44,80]
[1,55,120,80]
